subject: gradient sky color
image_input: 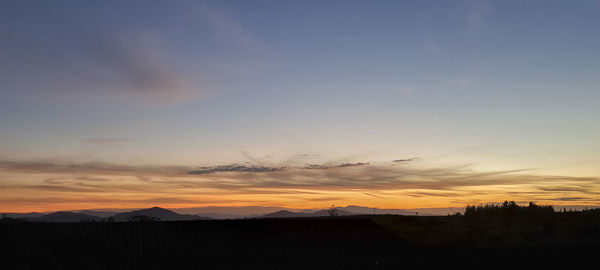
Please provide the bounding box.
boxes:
[1,0,600,212]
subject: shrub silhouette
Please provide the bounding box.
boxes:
[328,205,338,217]
[128,215,160,222]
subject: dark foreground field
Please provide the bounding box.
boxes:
[2,210,600,270]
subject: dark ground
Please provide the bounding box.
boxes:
[2,213,600,269]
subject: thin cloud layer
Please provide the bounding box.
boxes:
[303,162,369,170]
[393,158,419,163]
[0,29,193,105]
[81,34,194,104]
[0,2,267,106]
[188,164,286,174]
[2,159,600,201]
[0,160,190,176]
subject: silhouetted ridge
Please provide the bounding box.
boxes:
[263,210,309,218]
[78,210,118,217]
[111,207,203,221]
[34,211,103,223]
[262,209,358,218]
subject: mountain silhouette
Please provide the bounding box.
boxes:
[111,207,204,221]
[2,212,44,219]
[311,209,356,216]
[340,205,433,215]
[4,204,447,223]
[32,211,103,222]
[262,209,358,218]
[263,210,310,218]
[78,210,119,217]
[194,213,243,219]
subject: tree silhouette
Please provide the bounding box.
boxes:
[327,205,338,217]
[128,215,159,222]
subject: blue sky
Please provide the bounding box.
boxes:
[1,1,600,210]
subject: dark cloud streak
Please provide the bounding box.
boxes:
[188,164,286,174]
[393,158,418,163]
[303,162,369,170]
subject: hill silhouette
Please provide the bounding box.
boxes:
[262,210,305,218]
[262,208,358,218]
[341,205,435,215]
[78,210,118,217]
[111,206,204,221]
[32,211,103,223]
[2,212,44,219]
[8,207,207,222]
[2,204,483,220]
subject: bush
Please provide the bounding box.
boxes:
[128,215,160,222]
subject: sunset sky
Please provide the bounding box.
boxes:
[1,0,600,212]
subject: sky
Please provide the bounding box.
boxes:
[1,0,600,212]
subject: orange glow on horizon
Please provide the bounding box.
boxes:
[1,163,599,213]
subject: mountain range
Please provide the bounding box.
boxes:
[4,204,600,223]
[30,211,104,223]
[2,205,474,222]
[4,207,363,222]
[170,205,459,218]
[2,207,205,223]
[262,209,357,218]
[111,207,203,221]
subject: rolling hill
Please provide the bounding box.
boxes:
[111,207,204,221]
[262,209,358,218]
[31,211,103,223]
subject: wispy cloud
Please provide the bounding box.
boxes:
[549,197,590,202]
[362,192,383,199]
[0,2,267,106]
[1,30,194,105]
[393,158,418,163]
[197,4,265,53]
[2,158,600,210]
[83,34,194,104]
[0,160,190,176]
[1,159,598,192]
[188,164,286,174]
[304,162,369,170]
